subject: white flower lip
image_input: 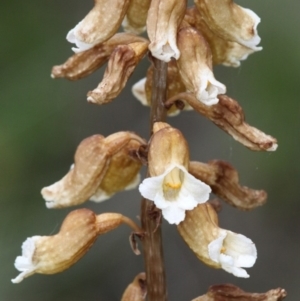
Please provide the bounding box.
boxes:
[66,21,94,53]
[12,236,40,283]
[208,230,257,278]
[139,164,211,225]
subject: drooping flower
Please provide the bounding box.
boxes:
[139,122,211,224]
[178,203,257,278]
[12,209,141,283]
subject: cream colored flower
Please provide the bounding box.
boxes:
[139,163,210,224]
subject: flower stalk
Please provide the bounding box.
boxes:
[141,57,168,301]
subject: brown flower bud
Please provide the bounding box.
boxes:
[184,6,258,67]
[178,203,257,278]
[52,33,148,80]
[87,41,149,104]
[12,209,141,283]
[67,0,131,52]
[176,26,226,106]
[147,0,187,62]
[194,0,262,50]
[41,132,145,208]
[165,93,278,151]
[192,284,287,301]
[122,0,151,34]
[132,61,192,116]
[121,273,147,301]
[189,160,267,210]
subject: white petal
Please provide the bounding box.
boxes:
[139,174,164,201]
[162,205,185,225]
[208,232,226,263]
[132,78,148,106]
[12,236,40,283]
[222,264,250,278]
[89,188,112,203]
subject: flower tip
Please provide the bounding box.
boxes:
[267,143,278,152]
[87,95,96,103]
[132,78,147,106]
[149,42,180,63]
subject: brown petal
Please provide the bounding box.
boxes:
[165,93,278,151]
[41,132,145,208]
[147,0,187,62]
[184,6,257,67]
[192,284,287,301]
[121,273,147,301]
[71,0,131,46]
[189,160,267,210]
[52,33,148,80]
[87,41,149,104]
[148,122,189,176]
[122,0,151,34]
[194,0,261,50]
[177,203,221,269]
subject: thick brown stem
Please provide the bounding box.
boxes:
[141,56,168,301]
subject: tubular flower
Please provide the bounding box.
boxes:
[12,209,140,283]
[147,0,187,62]
[139,122,211,224]
[67,0,131,52]
[41,132,145,208]
[194,0,262,50]
[178,203,257,278]
[184,6,258,67]
[176,26,226,106]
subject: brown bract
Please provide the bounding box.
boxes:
[149,122,189,176]
[184,6,256,67]
[87,41,149,104]
[192,284,287,301]
[189,160,267,210]
[121,272,147,301]
[165,93,278,151]
[72,0,131,46]
[194,0,261,50]
[52,33,148,80]
[41,132,146,208]
[122,0,151,34]
[147,0,187,62]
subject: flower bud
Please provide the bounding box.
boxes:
[139,122,211,224]
[67,0,131,52]
[147,0,187,62]
[184,6,259,67]
[189,160,267,210]
[11,209,131,283]
[87,41,149,104]
[42,132,145,208]
[165,93,278,151]
[178,203,257,278]
[192,284,287,301]
[122,0,151,34]
[194,0,262,50]
[52,33,148,80]
[176,26,226,106]
[121,273,147,301]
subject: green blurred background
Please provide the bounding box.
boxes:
[1,0,299,300]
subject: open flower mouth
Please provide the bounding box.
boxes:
[163,167,184,200]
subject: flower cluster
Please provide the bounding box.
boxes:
[12,0,285,300]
